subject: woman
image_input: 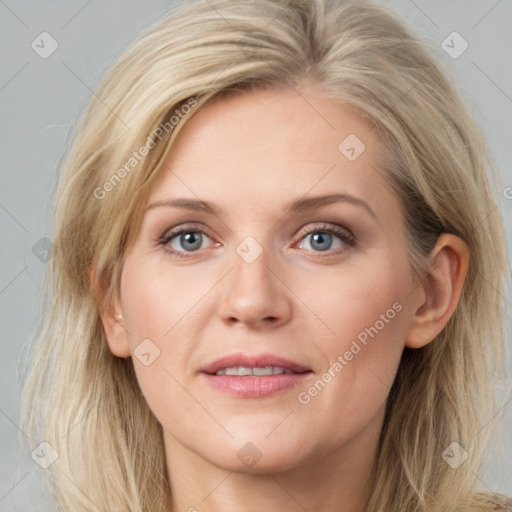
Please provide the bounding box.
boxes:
[19,0,511,510]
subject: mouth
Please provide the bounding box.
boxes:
[207,366,306,376]
[199,352,312,375]
[199,353,313,398]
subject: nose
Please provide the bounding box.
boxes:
[217,241,293,330]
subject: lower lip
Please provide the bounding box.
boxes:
[201,372,312,398]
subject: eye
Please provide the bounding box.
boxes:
[159,223,217,258]
[158,222,355,259]
[296,223,355,254]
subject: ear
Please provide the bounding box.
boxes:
[88,267,131,358]
[405,233,470,349]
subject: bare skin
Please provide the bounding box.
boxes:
[100,85,469,512]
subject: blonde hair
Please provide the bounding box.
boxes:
[19,0,511,510]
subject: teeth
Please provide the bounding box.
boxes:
[214,366,295,376]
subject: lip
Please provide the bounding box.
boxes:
[199,352,312,375]
[199,352,313,399]
[201,372,312,398]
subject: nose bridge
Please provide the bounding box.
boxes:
[217,234,292,327]
[236,235,276,285]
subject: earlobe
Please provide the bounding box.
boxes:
[88,267,131,358]
[405,234,470,349]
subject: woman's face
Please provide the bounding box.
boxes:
[115,86,420,473]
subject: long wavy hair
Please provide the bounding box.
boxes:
[19,0,511,510]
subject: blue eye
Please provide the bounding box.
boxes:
[302,231,337,251]
[297,223,355,253]
[159,222,355,259]
[159,224,213,258]
[172,231,207,252]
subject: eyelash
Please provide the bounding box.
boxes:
[158,222,356,259]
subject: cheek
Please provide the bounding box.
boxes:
[295,253,411,421]
[120,256,213,342]
[302,249,411,353]
[118,257,215,426]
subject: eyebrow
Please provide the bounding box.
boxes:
[146,193,377,220]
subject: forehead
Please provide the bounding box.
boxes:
[148,86,396,221]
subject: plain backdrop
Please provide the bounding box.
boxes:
[1,0,511,510]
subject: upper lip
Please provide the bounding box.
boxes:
[200,353,312,375]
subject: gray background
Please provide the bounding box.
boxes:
[1,0,511,509]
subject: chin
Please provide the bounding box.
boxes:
[204,435,311,474]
